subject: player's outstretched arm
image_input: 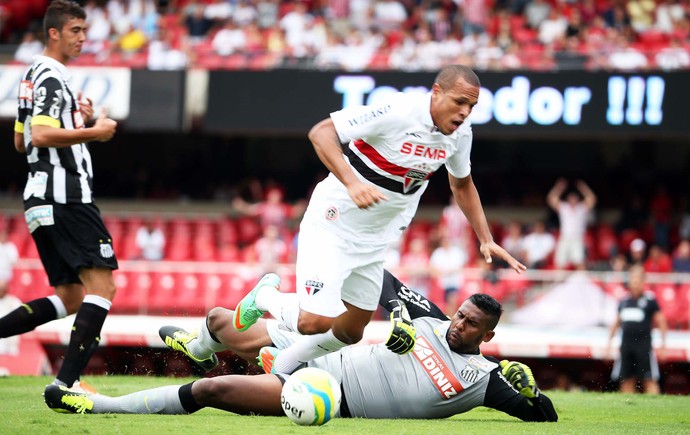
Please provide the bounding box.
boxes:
[483,359,558,422]
[378,269,447,320]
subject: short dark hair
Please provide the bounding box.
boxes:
[435,65,481,90]
[468,293,502,330]
[43,0,86,38]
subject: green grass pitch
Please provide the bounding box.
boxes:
[1,376,688,434]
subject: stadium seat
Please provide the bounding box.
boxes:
[111,270,151,314]
[216,273,250,309]
[148,272,179,314]
[236,217,262,247]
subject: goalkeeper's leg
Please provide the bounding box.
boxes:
[74,375,285,415]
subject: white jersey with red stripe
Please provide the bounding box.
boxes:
[335,317,497,418]
[302,92,473,246]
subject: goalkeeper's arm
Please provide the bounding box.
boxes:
[385,300,416,355]
[378,269,447,320]
[483,358,558,422]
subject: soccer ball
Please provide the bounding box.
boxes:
[281,367,342,426]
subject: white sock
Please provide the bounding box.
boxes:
[47,295,67,319]
[273,329,348,374]
[91,385,187,414]
[187,317,227,358]
[255,287,300,332]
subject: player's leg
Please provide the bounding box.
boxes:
[269,260,381,374]
[54,267,115,388]
[45,374,284,415]
[0,220,80,338]
[640,347,660,394]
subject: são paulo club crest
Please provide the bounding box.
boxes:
[305,278,324,295]
[403,163,431,193]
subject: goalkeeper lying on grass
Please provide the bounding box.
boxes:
[45,270,557,422]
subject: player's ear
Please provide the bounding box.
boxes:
[482,330,495,343]
[48,27,60,41]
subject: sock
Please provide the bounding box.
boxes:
[255,287,300,332]
[273,329,348,374]
[55,294,111,386]
[0,296,64,338]
[91,385,190,414]
[187,316,227,358]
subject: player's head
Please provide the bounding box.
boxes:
[430,65,480,136]
[446,293,502,354]
[627,264,646,297]
[43,0,87,61]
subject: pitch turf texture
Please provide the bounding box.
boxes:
[2,376,687,434]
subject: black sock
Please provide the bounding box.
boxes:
[0,297,57,338]
[55,302,109,386]
[178,382,203,413]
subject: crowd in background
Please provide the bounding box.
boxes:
[4,0,690,71]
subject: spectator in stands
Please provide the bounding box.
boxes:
[232,0,258,27]
[629,238,647,266]
[374,0,408,32]
[184,1,213,45]
[400,236,432,298]
[672,239,690,272]
[280,1,313,60]
[212,19,246,56]
[117,23,147,54]
[538,8,567,46]
[256,0,280,30]
[204,0,233,26]
[615,193,648,234]
[655,38,690,70]
[627,0,656,33]
[607,265,667,394]
[439,194,473,252]
[524,0,552,30]
[461,0,489,36]
[501,221,525,264]
[654,0,687,34]
[547,178,597,270]
[232,186,306,235]
[607,34,648,71]
[522,221,555,269]
[649,185,672,249]
[0,228,19,296]
[430,234,468,316]
[147,27,188,70]
[250,225,288,276]
[83,2,112,55]
[135,219,166,261]
[14,31,44,64]
[643,245,673,273]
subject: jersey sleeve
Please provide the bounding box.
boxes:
[31,76,64,128]
[378,269,448,320]
[482,361,558,422]
[330,93,408,144]
[444,127,472,179]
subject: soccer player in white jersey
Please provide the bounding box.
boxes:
[227,64,526,375]
[1,0,118,396]
[44,270,557,422]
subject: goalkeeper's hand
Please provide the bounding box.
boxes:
[500,360,539,399]
[385,300,416,355]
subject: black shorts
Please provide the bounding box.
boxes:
[24,198,118,286]
[616,343,658,381]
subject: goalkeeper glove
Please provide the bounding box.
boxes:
[500,360,538,399]
[385,300,416,355]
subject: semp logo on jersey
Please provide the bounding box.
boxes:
[305,279,324,296]
[460,365,480,384]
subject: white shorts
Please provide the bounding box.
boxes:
[554,235,585,267]
[295,223,386,317]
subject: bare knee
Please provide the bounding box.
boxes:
[192,378,225,407]
[296,313,332,335]
[207,307,231,335]
[56,285,85,314]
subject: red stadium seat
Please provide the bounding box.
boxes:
[111,270,151,314]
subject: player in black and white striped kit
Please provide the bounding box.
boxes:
[0,0,118,395]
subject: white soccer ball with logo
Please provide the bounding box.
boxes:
[281,367,342,426]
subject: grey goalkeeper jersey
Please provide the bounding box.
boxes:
[337,317,497,419]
